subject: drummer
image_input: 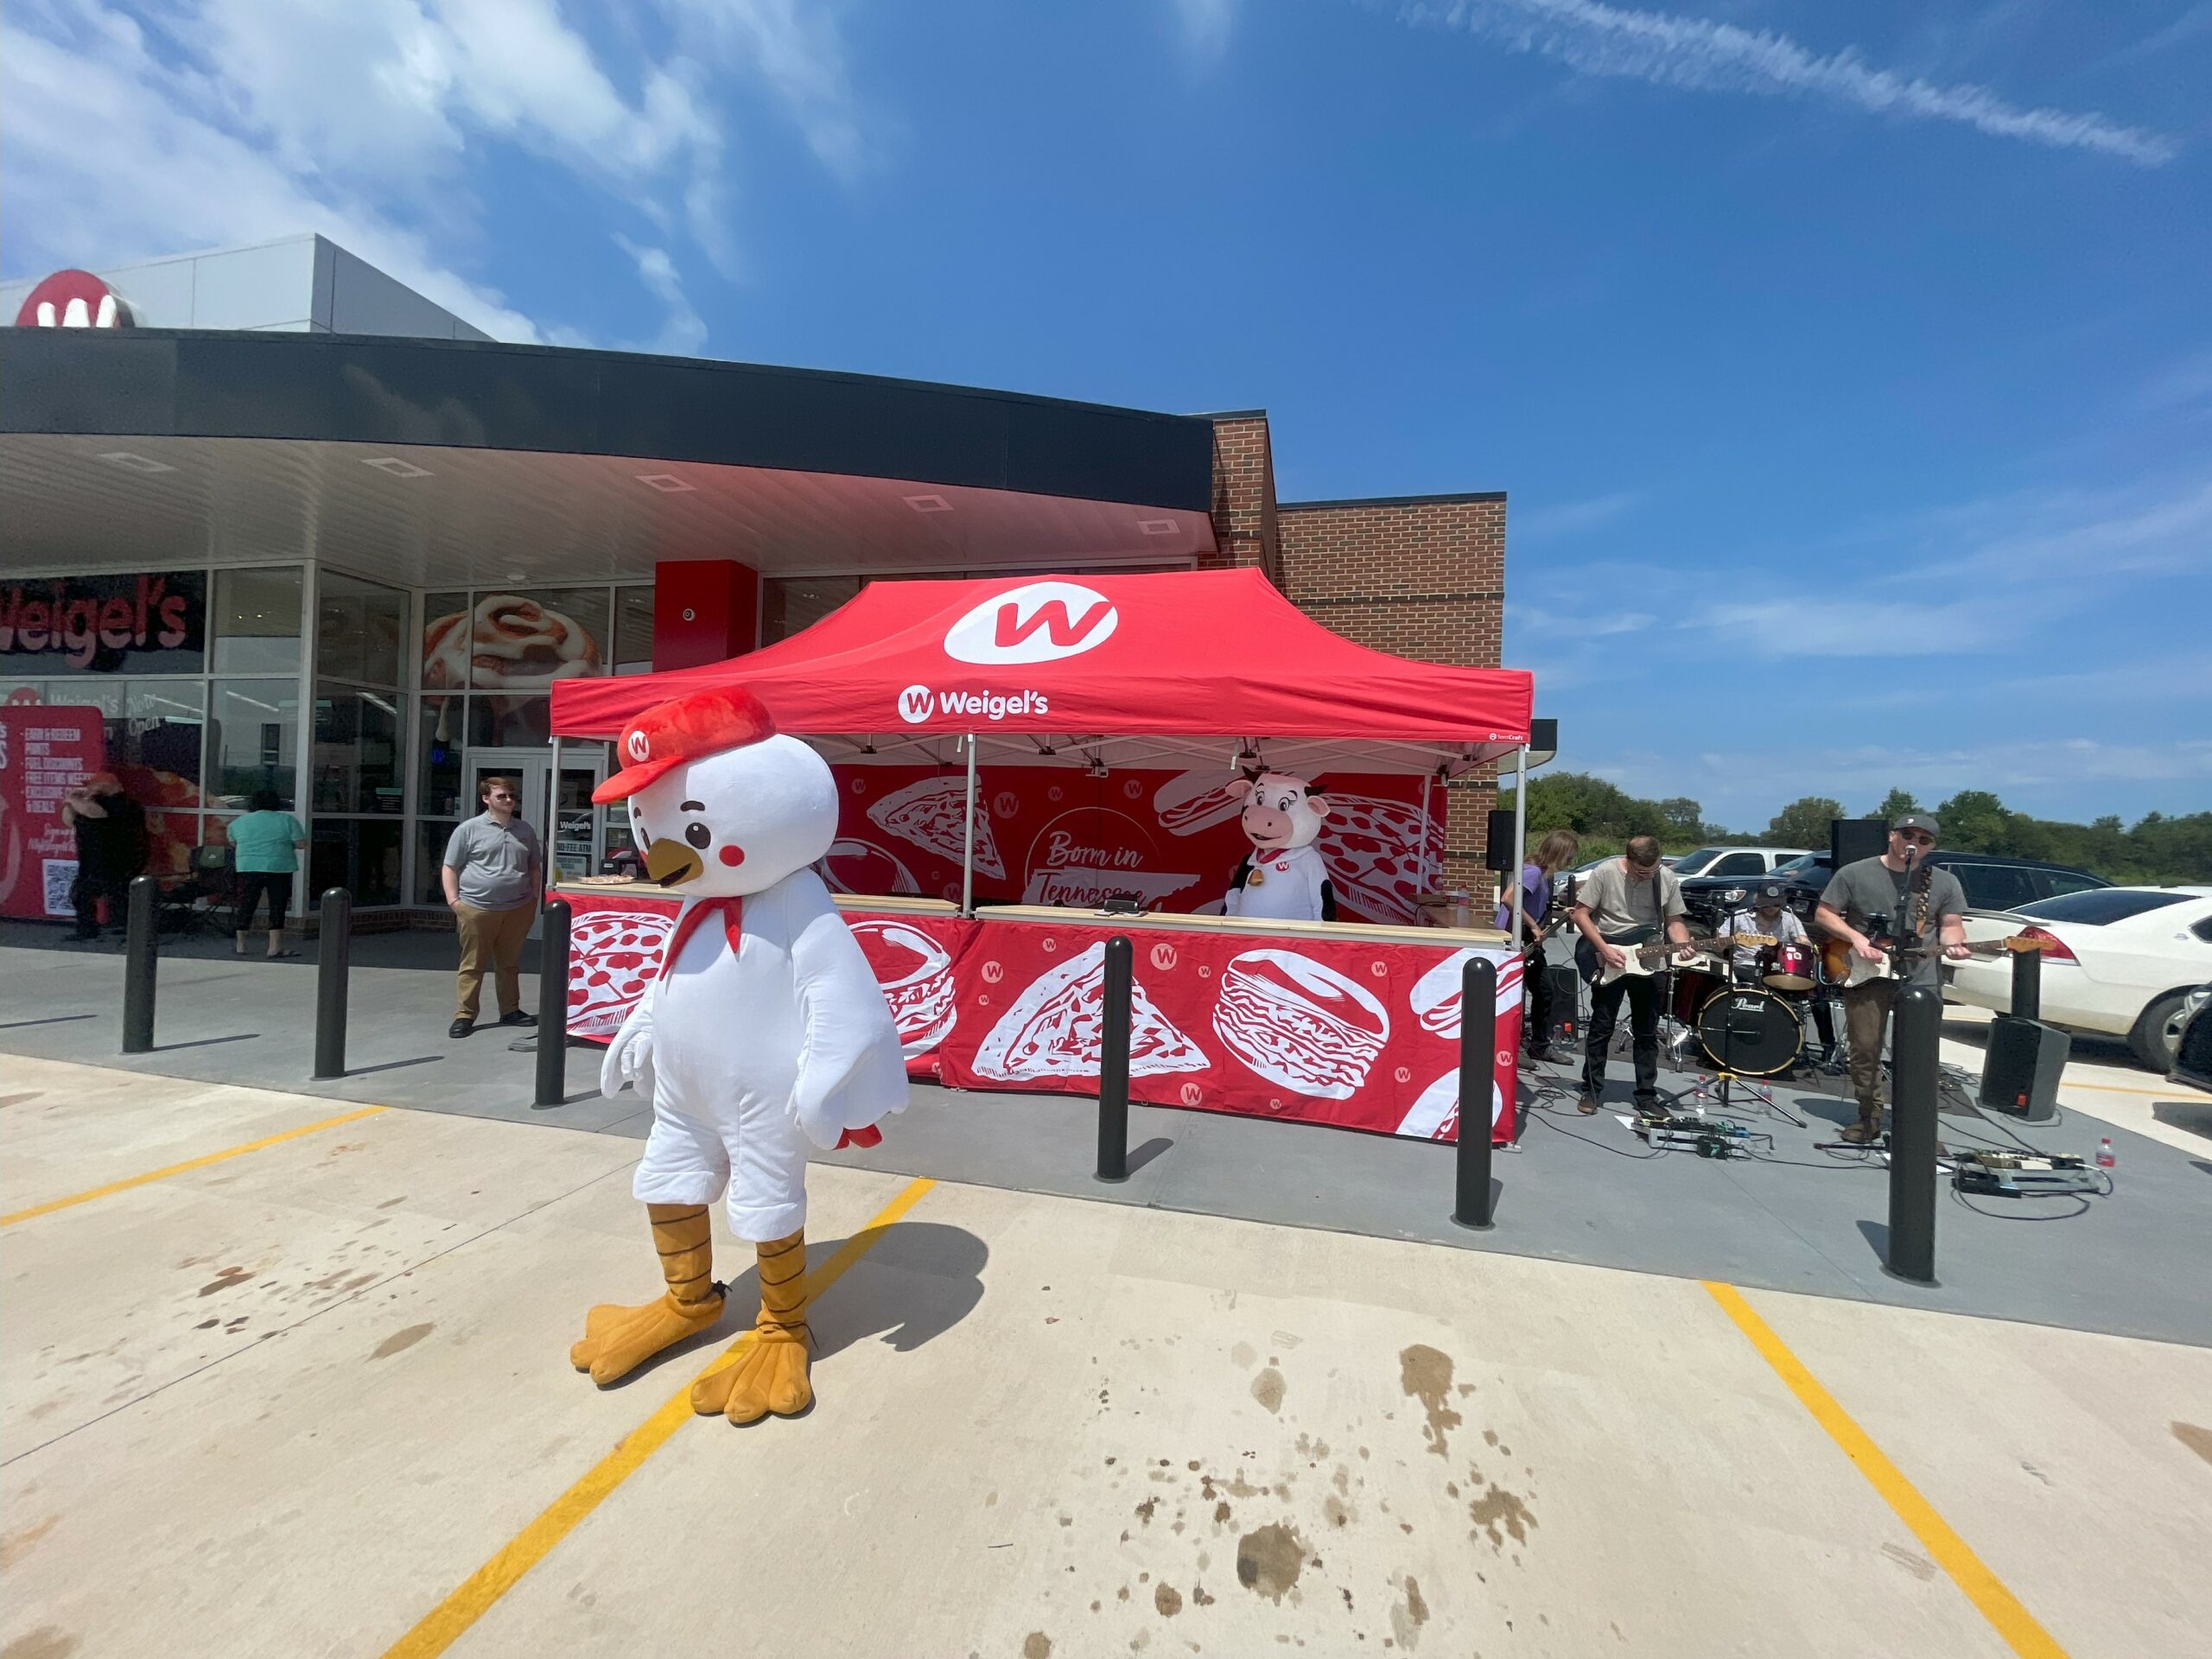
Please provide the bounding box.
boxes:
[1722,881,1808,983]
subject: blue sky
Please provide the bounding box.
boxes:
[5,0,2207,832]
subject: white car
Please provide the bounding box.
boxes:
[1949,886,2212,1071]
[1668,846,1815,880]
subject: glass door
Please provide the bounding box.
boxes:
[553,752,609,881]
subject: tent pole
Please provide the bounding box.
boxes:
[961,733,978,918]
[548,734,563,880]
[1509,744,1529,949]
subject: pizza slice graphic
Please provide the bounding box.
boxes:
[973,941,1209,1082]
[1318,793,1441,925]
[568,906,676,1041]
[867,775,1007,880]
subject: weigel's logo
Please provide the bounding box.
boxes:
[626,730,652,761]
[896,683,1050,725]
[898,685,934,724]
[943,580,1117,665]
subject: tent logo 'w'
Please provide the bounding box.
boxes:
[943,580,1120,665]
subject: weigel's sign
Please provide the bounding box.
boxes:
[942,581,1117,665]
[0,572,207,675]
[14,270,135,329]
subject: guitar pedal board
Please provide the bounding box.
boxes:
[1632,1110,1753,1159]
[1950,1149,2101,1198]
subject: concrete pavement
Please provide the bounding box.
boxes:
[3,1054,2209,1658]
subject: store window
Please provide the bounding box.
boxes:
[311,818,404,908]
[312,683,403,815]
[614,585,655,675]
[316,570,405,686]
[422,588,610,690]
[213,567,303,674]
[209,680,301,810]
[762,575,861,645]
[416,818,461,906]
[467,695,551,749]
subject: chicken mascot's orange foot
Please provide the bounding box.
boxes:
[570,688,907,1423]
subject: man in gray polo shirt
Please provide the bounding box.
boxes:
[442,775,543,1039]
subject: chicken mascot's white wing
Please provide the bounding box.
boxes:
[785,875,909,1149]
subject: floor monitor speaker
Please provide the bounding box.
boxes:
[1831,817,1889,868]
[1979,1015,2069,1122]
[1545,964,1581,1046]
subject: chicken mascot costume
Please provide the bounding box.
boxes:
[576,687,907,1423]
[1221,771,1337,923]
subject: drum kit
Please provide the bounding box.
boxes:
[1663,931,1825,1081]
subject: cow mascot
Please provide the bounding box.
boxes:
[1222,771,1337,923]
[577,687,907,1423]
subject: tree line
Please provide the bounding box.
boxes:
[1499,772,2210,885]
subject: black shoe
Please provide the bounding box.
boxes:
[1525,1044,1556,1065]
[449,1019,474,1039]
[1576,1092,1600,1116]
[498,1010,537,1028]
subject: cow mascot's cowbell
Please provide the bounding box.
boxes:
[578,689,907,1423]
[1222,771,1337,923]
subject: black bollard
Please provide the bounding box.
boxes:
[313,887,352,1079]
[121,874,158,1054]
[535,898,572,1108]
[1095,935,1133,1182]
[1886,984,1941,1284]
[1452,954,1499,1230]
[2010,939,2042,1023]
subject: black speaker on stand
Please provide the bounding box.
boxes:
[1831,817,1890,868]
[1485,809,1517,874]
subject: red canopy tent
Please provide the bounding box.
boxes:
[553,569,1532,775]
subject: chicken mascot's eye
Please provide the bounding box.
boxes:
[684,822,712,850]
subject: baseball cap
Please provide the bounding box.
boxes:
[1753,881,1786,906]
[592,688,777,804]
[1894,812,1941,840]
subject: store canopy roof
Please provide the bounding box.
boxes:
[552,569,1533,778]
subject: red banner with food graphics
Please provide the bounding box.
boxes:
[563,887,1520,1144]
[0,703,105,920]
[822,764,1445,925]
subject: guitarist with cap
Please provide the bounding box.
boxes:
[1815,813,1971,1144]
[1567,835,1696,1116]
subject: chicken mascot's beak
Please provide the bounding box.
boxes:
[642,837,705,888]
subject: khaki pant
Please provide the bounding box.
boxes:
[1842,979,1898,1120]
[454,902,533,1022]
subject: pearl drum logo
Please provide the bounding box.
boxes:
[15,270,134,329]
[943,580,1118,665]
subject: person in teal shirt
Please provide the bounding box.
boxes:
[227,789,306,958]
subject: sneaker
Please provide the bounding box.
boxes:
[1839,1118,1883,1146]
[449,1019,474,1039]
[1576,1093,1600,1116]
[498,1010,537,1028]
[1524,1044,1556,1065]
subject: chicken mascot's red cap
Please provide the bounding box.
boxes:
[592,688,778,804]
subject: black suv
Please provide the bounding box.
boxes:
[1678,850,2109,931]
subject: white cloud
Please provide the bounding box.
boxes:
[1397,0,2177,165]
[3,0,874,344]
[1508,601,1655,638]
[1170,0,1240,62]
[1514,489,1643,541]
[614,235,709,357]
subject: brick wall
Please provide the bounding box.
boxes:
[1205,412,1511,904]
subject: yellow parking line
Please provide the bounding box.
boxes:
[0,1105,391,1227]
[2064,1080,2210,1099]
[1704,1282,2069,1659]
[382,1175,938,1659]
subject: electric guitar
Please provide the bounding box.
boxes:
[1576,924,1719,987]
[1816,931,2041,989]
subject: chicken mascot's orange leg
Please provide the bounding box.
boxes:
[689,1229,811,1424]
[569,1203,726,1385]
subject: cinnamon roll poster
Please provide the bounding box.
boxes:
[423,592,607,753]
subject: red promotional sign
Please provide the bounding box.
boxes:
[564,889,1521,1144]
[823,764,1443,924]
[0,705,105,920]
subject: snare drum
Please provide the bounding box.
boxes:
[1764,941,1818,993]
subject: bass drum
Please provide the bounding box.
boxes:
[1694,987,1803,1078]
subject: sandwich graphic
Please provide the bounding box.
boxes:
[1408,948,1522,1040]
[1212,948,1389,1099]
[1150,767,1252,837]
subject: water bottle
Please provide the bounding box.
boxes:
[2095,1136,2116,1169]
